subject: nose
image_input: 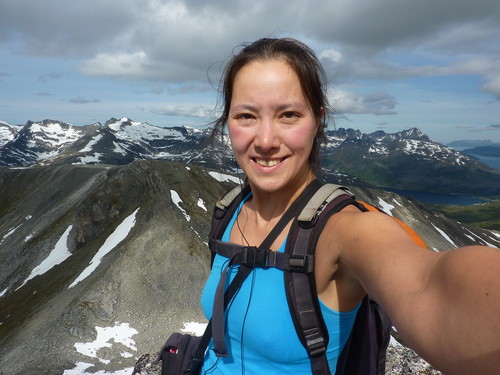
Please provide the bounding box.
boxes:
[254,118,279,152]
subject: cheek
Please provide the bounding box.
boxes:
[287,125,317,153]
[228,124,251,156]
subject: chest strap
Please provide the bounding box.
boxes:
[210,179,323,357]
[210,241,315,273]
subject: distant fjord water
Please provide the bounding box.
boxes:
[382,154,500,206]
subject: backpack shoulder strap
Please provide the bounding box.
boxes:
[284,183,357,375]
[297,183,353,223]
[208,184,251,265]
[285,186,427,375]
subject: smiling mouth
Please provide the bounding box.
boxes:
[255,158,283,167]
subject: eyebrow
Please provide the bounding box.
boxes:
[230,102,308,112]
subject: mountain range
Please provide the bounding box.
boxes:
[1,159,499,374]
[1,117,499,198]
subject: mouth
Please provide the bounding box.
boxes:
[254,158,283,167]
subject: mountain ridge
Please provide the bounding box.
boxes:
[463,144,500,157]
[1,117,500,198]
[1,160,499,374]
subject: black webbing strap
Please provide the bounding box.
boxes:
[191,179,323,368]
[208,184,251,266]
[285,192,357,375]
[211,178,322,357]
[210,242,315,273]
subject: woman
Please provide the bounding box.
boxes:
[200,38,500,374]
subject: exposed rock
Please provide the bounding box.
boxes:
[386,344,442,375]
[129,344,443,375]
[0,160,498,374]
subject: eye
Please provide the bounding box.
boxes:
[236,113,254,120]
[280,111,300,122]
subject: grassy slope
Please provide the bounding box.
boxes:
[426,200,500,232]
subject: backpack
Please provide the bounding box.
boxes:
[189,180,427,374]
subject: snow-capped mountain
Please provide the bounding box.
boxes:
[323,127,471,167]
[0,121,23,145]
[320,127,500,197]
[0,118,227,169]
[1,118,499,197]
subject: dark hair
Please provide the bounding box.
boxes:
[209,37,331,171]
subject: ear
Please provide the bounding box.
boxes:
[316,106,324,131]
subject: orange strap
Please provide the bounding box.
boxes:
[358,201,428,248]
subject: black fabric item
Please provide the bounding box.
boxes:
[284,193,356,375]
[209,242,315,273]
[335,297,392,375]
[211,179,323,356]
[156,333,203,375]
[159,180,394,375]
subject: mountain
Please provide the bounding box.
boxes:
[0,118,231,170]
[447,139,495,151]
[462,144,500,157]
[0,121,23,145]
[2,118,500,198]
[0,160,499,374]
[0,117,360,187]
[321,128,500,197]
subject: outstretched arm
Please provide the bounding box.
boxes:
[333,209,500,374]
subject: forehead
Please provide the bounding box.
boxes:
[231,59,304,100]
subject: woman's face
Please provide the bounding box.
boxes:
[228,59,320,195]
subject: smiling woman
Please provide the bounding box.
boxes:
[210,38,330,173]
[195,38,500,375]
[227,59,318,196]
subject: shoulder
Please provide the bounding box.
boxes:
[317,203,433,298]
[321,203,418,253]
[318,203,404,253]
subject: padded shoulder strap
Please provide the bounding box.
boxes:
[298,183,353,222]
[284,183,356,375]
[285,185,425,375]
[208,184,251,265]
[215,185,244,211]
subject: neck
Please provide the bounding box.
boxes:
[247,170,316,222]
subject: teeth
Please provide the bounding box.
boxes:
[256,159,281,167]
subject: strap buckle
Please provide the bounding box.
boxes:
[240,247,276,269]
[288,254,311,273]
[304,329,327,356]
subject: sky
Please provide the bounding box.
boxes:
[1,0,500,143]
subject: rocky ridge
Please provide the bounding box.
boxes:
[1,117,499,197]
[0,160,498,374]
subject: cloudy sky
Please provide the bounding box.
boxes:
[1,0,500,143]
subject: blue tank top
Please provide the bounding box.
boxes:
[200,195,360,374]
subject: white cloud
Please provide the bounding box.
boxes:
[150,104,214,118]
[79,51,149,79]
[1,0,500,137]
[319,49,343,64]
[68,97,101,104]
[2,0,500,91]
[481,74,500,100]
[330,90,397,116]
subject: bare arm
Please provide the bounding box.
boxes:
[331,209,500,374]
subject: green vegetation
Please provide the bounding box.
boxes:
[426,201,500,232]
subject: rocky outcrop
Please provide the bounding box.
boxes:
[130,344,443,375]
[0,160,498,374]
[385,344,442,375]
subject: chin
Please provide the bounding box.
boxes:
[248,178,291,194]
